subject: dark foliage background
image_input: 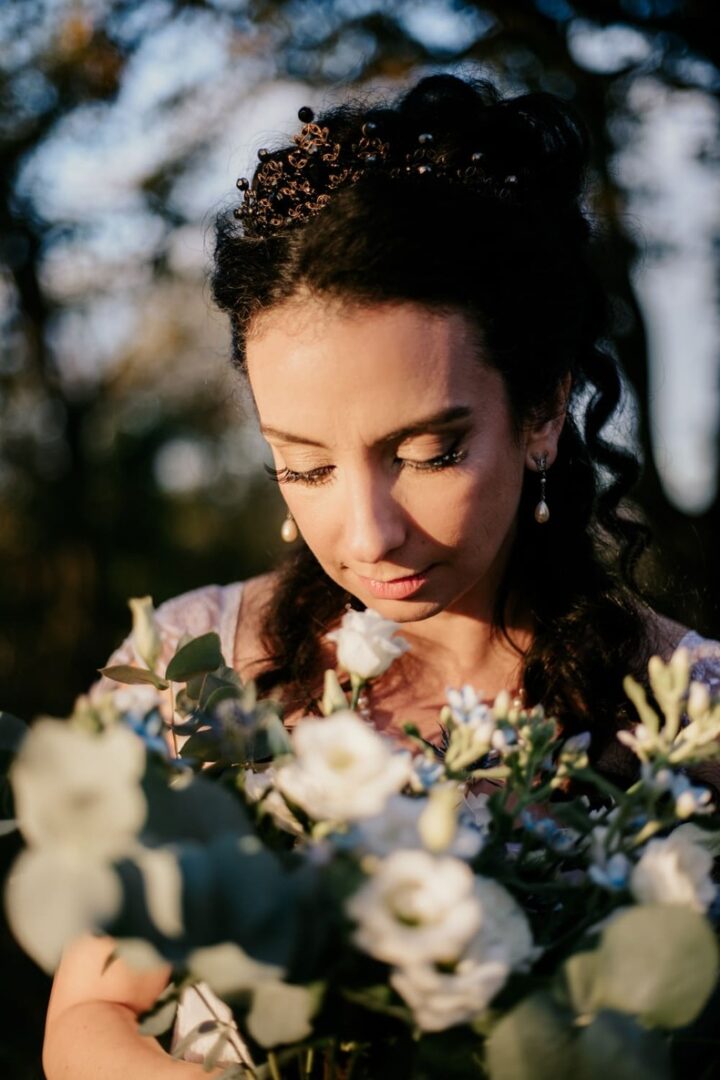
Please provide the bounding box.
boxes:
[1,0,719,1076]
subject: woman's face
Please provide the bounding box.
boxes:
[246,298,564,624]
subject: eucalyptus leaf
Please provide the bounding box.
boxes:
[564,950,601,1016]
[484,992,577,1080]
[0,712,28,753]
[575,1010,671,1080]
[179,729,223,763]
[595,905,719,1029]
[166,633,224,682]
[99,664,169,691]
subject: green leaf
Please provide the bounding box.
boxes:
[138,997,179,1037]
[165,633,224,682]
[485,992,577,1080]
[179,729,223,763]
[99,665,169,691]
[575,1010,671,1080]
[0,712,28,753]
[595,905,719,1029]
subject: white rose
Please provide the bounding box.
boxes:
[631,824,716,913]
[347,849,482,966]
[11,719,146,860]
[275,711,410,822]
[326,608,409,680]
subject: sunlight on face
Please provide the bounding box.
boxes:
[246,298,546,624]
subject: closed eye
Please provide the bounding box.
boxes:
[264,436,467,486]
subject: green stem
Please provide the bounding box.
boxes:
[349,675,366,712]
[268,1052,282,1080]
[303,1049,315,1079]
[169,683,178,758]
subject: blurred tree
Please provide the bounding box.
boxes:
[0,0,718,727]
[1,4,719,1078]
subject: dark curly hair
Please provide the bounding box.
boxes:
[211,73,658,787]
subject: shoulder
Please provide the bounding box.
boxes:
[640,606,720,690]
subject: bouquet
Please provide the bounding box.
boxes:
[2,602,720,1079]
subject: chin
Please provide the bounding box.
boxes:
[358,595,446,621]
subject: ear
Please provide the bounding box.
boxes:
[523,372,572,470]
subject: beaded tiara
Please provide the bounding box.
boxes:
[234,106,523,236]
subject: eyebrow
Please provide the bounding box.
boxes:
[260,405,473,448]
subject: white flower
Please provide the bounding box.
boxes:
[418,784,459,854]
[242,768,274,804]
[355,795,482,859]
[247,981,318,1047]
[5,848,122,972]
[241,768,304,836]
[461,791,492,833]
[669,774,714,819]
[390,952,508,1032]
[389,876,534,1031]
[471,877,535,970]
[347,850,482,966]
[275,711,410,823]
[631,824,716,912]
[326,608,409,680]
[446,686,494,732]
[10,719,146,859]
[129,595,163,671]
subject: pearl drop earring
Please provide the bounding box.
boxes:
[281,511,298,543]
[532,453,550,524]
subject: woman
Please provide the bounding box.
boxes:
[42,73,720,1078]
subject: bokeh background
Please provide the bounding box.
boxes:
[1,1,719,1074]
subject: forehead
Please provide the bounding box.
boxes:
[246,299,501,442]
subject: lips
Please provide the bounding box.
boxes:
[356,565,435,600]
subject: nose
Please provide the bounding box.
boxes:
[344,467,407,566]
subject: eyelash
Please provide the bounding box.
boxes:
[263,438,468,487]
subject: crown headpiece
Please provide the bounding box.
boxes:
[234,106,522,236]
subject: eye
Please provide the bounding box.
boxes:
[263,463,335,486]
[397,435,467,473]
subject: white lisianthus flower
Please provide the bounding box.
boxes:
[631,824,716,912]
[326,608,409,680]
[356,795,482,859]
[471,877,535,970]
[129,595,162,671]
[347,850,482,966]
[391,952,508,1032]
[389,875,534,1031]
[275,712,410,823]
[11,719,146,859]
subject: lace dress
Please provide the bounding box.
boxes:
[92,581,720,1068]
